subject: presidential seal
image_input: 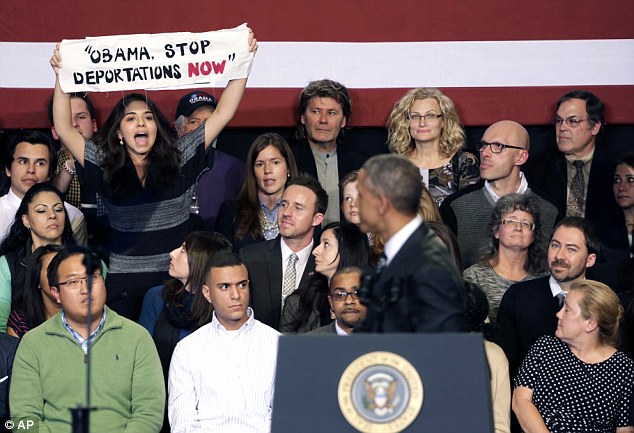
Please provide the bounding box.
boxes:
[338,351,423,432]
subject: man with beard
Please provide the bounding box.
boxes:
[495,216,599,378]
[310,267,366,334]
[239,174,327,330]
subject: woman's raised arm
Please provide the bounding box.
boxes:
[50,44,86,166]
[203,28,258,149]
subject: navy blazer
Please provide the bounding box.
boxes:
[495,276,560,378]
[357,221,466,333]
[239,237,315,330]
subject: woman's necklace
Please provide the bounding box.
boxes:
[259,208,279,240]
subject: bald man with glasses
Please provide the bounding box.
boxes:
[440,120,559,268]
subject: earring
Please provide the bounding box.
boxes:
[119,138,124,146]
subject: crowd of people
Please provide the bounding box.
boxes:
[0,27,632,433]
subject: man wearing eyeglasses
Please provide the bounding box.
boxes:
[310,267,366,335]
[440,120,559,268]
[10,247,165,433]
[525,90,628,262]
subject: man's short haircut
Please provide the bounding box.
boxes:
[6,130,57,178]
[47,246,101,289]
[557,90,605,134]
[286,173,329,215]
[296,79,351,140]
[551,216,601,256]
[203,251,246,280]
[329,266,362,293]
[47,92,96,125]
[361,154,422,216]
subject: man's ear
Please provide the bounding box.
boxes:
[586,253,597,269]
[515,150,529,166]
[51,286,62,304]
[312,212,325,227]
[51,127,60,141]
[376,194,390,216]
[202,285,212,304]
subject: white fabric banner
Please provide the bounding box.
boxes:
[58,23,253,93]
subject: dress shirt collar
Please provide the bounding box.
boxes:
[335,321,349,336]
[211,307,255,334]
[548,275,566,297]
[61,309,107,353]
[7,188,23,207]
[383,214,423,266]
[281,237,313,267]
[484,171,529,202]
[564,147,594,165]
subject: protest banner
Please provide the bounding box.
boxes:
[58,23,253,93]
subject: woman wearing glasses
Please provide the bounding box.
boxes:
[463,193,548,323]
[387,88,479,205]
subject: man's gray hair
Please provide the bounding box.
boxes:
[362,154,422,216]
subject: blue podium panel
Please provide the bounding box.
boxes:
[272,333,493,433]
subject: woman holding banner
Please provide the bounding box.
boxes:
[50,29,257,321]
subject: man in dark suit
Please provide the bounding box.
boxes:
[240,174,327,330]
[292,79,368,224]
[495,217,599,378]
[310,267,366,335]
[355,154,466,333]
[524,90,628,262]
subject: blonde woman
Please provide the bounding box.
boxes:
[388,88,479,205]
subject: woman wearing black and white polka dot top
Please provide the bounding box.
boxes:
[512,280,634,433]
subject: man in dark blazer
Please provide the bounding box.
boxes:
[355,154,466,333]
[495,217,599,378]
[240,174,327,330]
[310,266,366,335]
[524,90,628,262]
[292,79,368,224]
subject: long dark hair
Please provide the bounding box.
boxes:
[0,183,74,256]
[162,231,232,328]
[286,222,369,332]
[235,133,299,241]
[12,244,65,330]
[95,93,180,200]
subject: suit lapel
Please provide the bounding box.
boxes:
[265,238,283,321]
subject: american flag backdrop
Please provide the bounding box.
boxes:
[1,0,633,129]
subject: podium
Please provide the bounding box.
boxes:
[272,333,493,433]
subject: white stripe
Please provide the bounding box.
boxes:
[1,39,633,89]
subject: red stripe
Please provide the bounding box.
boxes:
[2,86,633,129]
[1,1,632,42]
